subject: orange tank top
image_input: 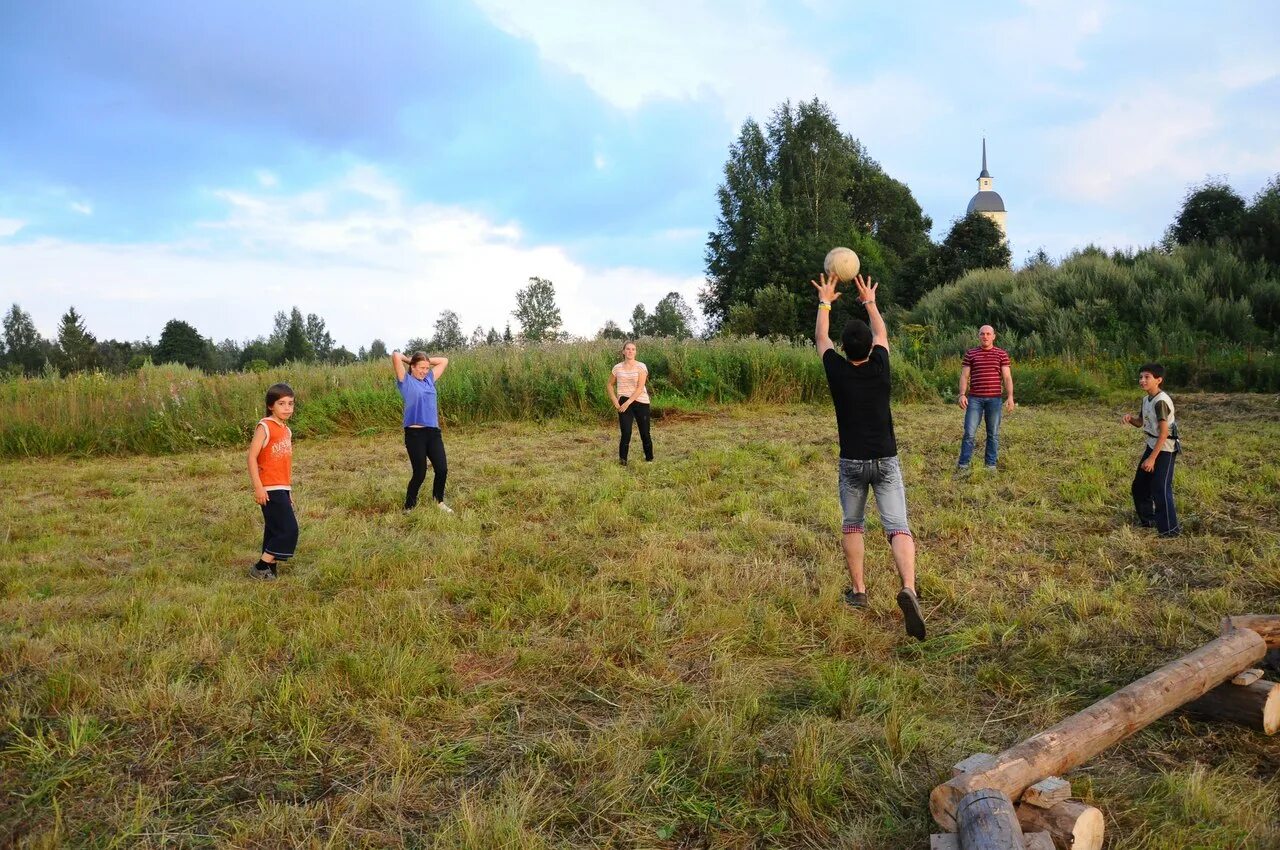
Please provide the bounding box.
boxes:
[256,418,292,489]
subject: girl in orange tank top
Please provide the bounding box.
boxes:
[247,383,299,579]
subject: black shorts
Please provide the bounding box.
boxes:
[261,490,299,560]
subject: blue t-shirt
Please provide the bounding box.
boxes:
[397,372,439,427]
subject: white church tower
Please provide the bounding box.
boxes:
[966,138,1007,240]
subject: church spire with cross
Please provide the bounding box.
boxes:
[967,137,1006,240]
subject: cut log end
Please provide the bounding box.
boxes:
[1186,679,1280,736]
[1018,800,1104,850]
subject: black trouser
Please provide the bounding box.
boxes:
[261,490,298,559]
[618,397,653,462]
[404,426,447,508]
[1131,447,1180,536]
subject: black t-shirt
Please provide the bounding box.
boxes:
[823,345,897,460]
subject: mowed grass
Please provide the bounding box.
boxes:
[2,398,1279,848]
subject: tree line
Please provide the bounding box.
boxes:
[1,277,699,378]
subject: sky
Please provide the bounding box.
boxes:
[1,0,1278,350]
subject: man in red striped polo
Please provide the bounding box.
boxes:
[956,325,1015,472]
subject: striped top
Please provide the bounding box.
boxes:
[962,346,1011,397]
[256,418,292,490]
[612,361,649,404]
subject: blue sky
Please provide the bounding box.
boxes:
[2,0,1277,348]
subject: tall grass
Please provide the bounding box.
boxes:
[0,339,834,457]
[3,334,1274,458]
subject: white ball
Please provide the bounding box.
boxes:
[823,247,861,282]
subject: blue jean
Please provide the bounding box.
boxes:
[1132,447,1180,537]
[838,456,912,539]
[958,396,1003,468]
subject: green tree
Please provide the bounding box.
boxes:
[1171,179,1247,246]
[431,310,467,350]
[931,212,1012,289]
[367,339,388,360]
[281,310,313,362]
[3,304,49,376]
[154,319,210,369]
[1240,174,1280,266]
[514,277,563,341]
[701,98,931,334]
[634,292,696,338]
[596,319,628,340]
[304,313,333,361]
[55,306,98,375]
[486,327,502,346]
[503,324,514,344]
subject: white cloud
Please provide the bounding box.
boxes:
[255,169,279,188]
[70,201,93,215]
[0,166,702,345]
[0,218,25,237]
[1049,82,1280,204]
[987,0,1108,73]
[471,0,944,138]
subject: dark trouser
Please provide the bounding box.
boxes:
[1131,447,1180,536]
[261,490,299,559]
[618,397,653,462]
[405,426,447,508]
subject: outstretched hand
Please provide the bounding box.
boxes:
[810,272,843,304]
[853,275,877,304]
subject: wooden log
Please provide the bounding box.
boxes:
[1232,668,1264,686]
[1017,800,1104,850]
[953,753,997,777]
[1021,777,1070,809]
[931,831,1056,849]
[1222,614,1280,649]
[956,788,1025,850]
[1185,678,1280,735]
[931,628,1267,830]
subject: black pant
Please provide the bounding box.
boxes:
[261,490,299,559]
[1131,447,1180,536]
[405,427,447,508]
[618,397,653,462]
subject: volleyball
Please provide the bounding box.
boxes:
[823,247,861,282]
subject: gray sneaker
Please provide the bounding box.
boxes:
[249,564,277,581]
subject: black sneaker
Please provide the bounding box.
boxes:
[249,564,276,581]
[843,588,869,609]
[896,588,926,640]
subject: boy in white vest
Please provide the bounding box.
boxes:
[1121,363,1181,537]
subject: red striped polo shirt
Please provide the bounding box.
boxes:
[962,346,1010,397]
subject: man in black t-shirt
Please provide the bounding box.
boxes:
[813,271,925,640]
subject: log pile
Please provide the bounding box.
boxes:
[927,614,1280,849]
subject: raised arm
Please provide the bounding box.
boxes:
[391,350,407,382]
[853,275,887,351]
[430,356,448,380]
[811,272,841,357]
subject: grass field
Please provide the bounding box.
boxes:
[2,398,1279,848]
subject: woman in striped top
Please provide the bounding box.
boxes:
[607,341,653,465]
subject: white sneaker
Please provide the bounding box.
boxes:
[437,502,454,514]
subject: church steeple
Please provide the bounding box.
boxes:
[967,137,1006,240]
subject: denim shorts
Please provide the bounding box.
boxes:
[838,456,912,539]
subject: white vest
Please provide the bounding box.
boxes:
[1141,391,1176,453]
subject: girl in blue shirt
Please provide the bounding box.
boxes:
[392,350,452,513]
